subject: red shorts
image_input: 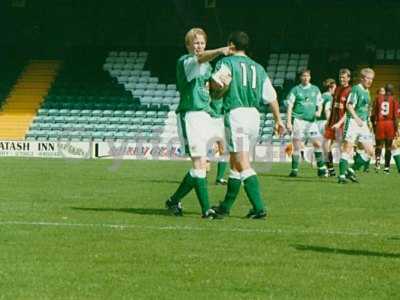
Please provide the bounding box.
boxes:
[375,121,396,140]
[324,125,343,140]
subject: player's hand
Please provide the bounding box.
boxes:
[275,121,286,136]
[331,122,340,130]
[355,117,363,127]
[220,46,234,56]
[286,121,292,133]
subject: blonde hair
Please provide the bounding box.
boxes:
[185,28,207,46]
[360,68,375,78]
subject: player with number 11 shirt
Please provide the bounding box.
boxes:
[211,31,284,219]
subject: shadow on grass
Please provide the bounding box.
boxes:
[258,173,296,179]
[131,179,182,184]
[388,237,400,241]
[259,173,337,184]
[293,244,400,259]
[276,178,338,184]
[70,207,198,216]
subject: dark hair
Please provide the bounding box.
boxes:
[323,78,336,90]
[228,31,250,51]
[385,83,394,95]
[298,68,311,77]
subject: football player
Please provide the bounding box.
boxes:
[323,69,352,177]
[286,69,326,177]
[338,68,375,183]
[165,28,232,218]
[210,31,285,219]
[371,84,399,173]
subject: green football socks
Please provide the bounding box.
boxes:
[216,161,228,181]
[353,152,368,171]
[193,176,210,215]
[170,170,195,204]
[291,153,300,173]
[339,153,350,178]
[393,149,400,172]
[314,151,326,169]
[220,171,241,212]
[242,169,265,213]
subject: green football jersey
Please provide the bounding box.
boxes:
[176,54,212,113]
[316,91,332,121]
[210,99,224,118]
[347,84,371,121]
[287,84,322,122]
[214,55,268,112]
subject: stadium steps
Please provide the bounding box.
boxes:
[0,60,61,140]
[370,65,400,97]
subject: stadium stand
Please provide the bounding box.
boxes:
[0,60,24,110]
[267,52,309,88]
[26,52,170,142]
[104,50,179,143]
[104,50,180,110]
[0,60,60,140]
[376,49,400,62]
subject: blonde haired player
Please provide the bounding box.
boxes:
[338,68,375,184]
[165,28,233,218]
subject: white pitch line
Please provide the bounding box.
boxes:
[0,220,396,238]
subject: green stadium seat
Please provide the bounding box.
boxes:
[114,132,125,140]
[135,110,146,117]
[124,132,136,140]
[132,117,143,125]
[91,110,102,117]
[103,132,114,140]
[37,108,49,116]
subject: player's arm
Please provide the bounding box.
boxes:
[184,48,232,82]
[315,92,323,118]
[286,91,295,132]
[197,46,233,64]
[394,100,399,133]
[346,93,363,126]
[332,94,350,129]
[325,101,332,121]
[332,114,346,129]
[262,77,285,135]
[370,98,378,128]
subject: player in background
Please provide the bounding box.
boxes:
[209,98,228,185]
[323,69,352,177]
[394,88,400,173]
[165,28,232,218]
[210,31,285,219]
[317,78,336,175]
[371,84,399,173]
[286,69,326,177]
[353,86,384,175]
[338,68,375,184]
[372,87,386,171]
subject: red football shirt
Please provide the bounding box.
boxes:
[373,95,398,122]
[327,85,352,126]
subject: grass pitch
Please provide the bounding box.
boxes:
[0,158,399,299]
